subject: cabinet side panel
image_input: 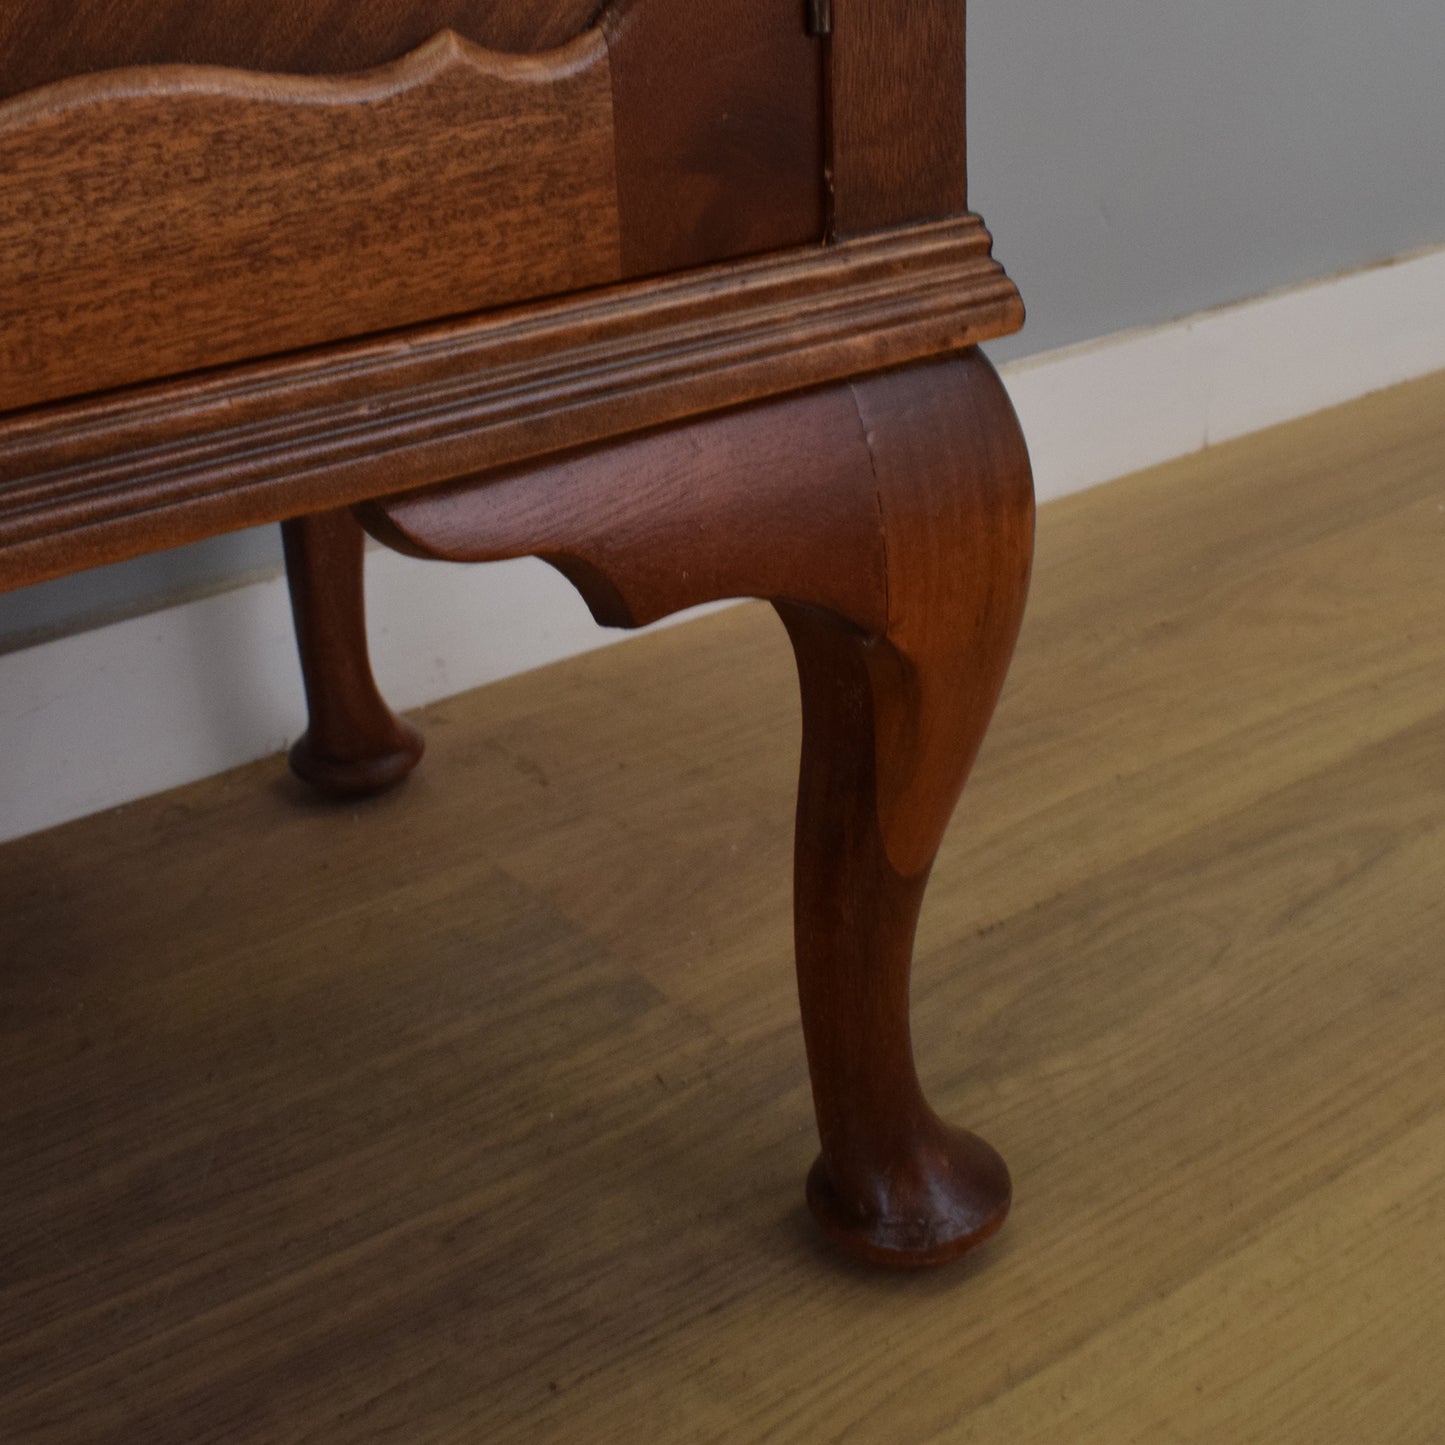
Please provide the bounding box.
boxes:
[831,0,968,236]
[607,0,826,276]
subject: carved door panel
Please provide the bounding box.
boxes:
[0,0,825,413]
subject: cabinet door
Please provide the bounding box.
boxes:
[0,0,825,414]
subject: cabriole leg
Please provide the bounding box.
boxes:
[360,351,1034,1266]
[281,508,423,796]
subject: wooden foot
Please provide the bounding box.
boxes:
[360,351,1034,1266]
[281,509,423,797]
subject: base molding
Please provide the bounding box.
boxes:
[0,216,1019,591]
[3,241,1443,843]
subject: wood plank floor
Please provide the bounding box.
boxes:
[2,369,1443,1443]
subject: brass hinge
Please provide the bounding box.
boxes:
[807,0,833,37]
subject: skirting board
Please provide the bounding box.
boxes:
[1009,239,1445,505]
[2,240,1443,843]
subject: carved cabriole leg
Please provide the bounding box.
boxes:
[359,351,1035,1267]
[280,508,424,796]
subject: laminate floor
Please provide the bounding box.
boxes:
[2,370,1442,1442]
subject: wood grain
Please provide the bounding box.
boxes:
[0,0,605,100]
[0,30,621,415]
[281,509,424,796]
[831,0,970,235]
[0,218,1022,592]
[1,369,1442,1436]
[606,0,825,276]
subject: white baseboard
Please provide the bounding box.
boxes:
[1007,240,1445,503]
[3,243,1443,843]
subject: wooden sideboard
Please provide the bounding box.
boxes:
[0,0,1033,1268]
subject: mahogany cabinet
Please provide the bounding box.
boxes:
[0,1,1033,1267]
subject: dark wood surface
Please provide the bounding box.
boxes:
[0,0,603,100]
[361,351,1036,1264]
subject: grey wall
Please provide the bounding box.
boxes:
[5,0,1444,650]
[972,0,1445,362]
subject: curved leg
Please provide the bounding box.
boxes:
[281,508,423,797]
[777,360,1034,1266]
[360,351,1034,1266]
[780,604,1015,1266]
